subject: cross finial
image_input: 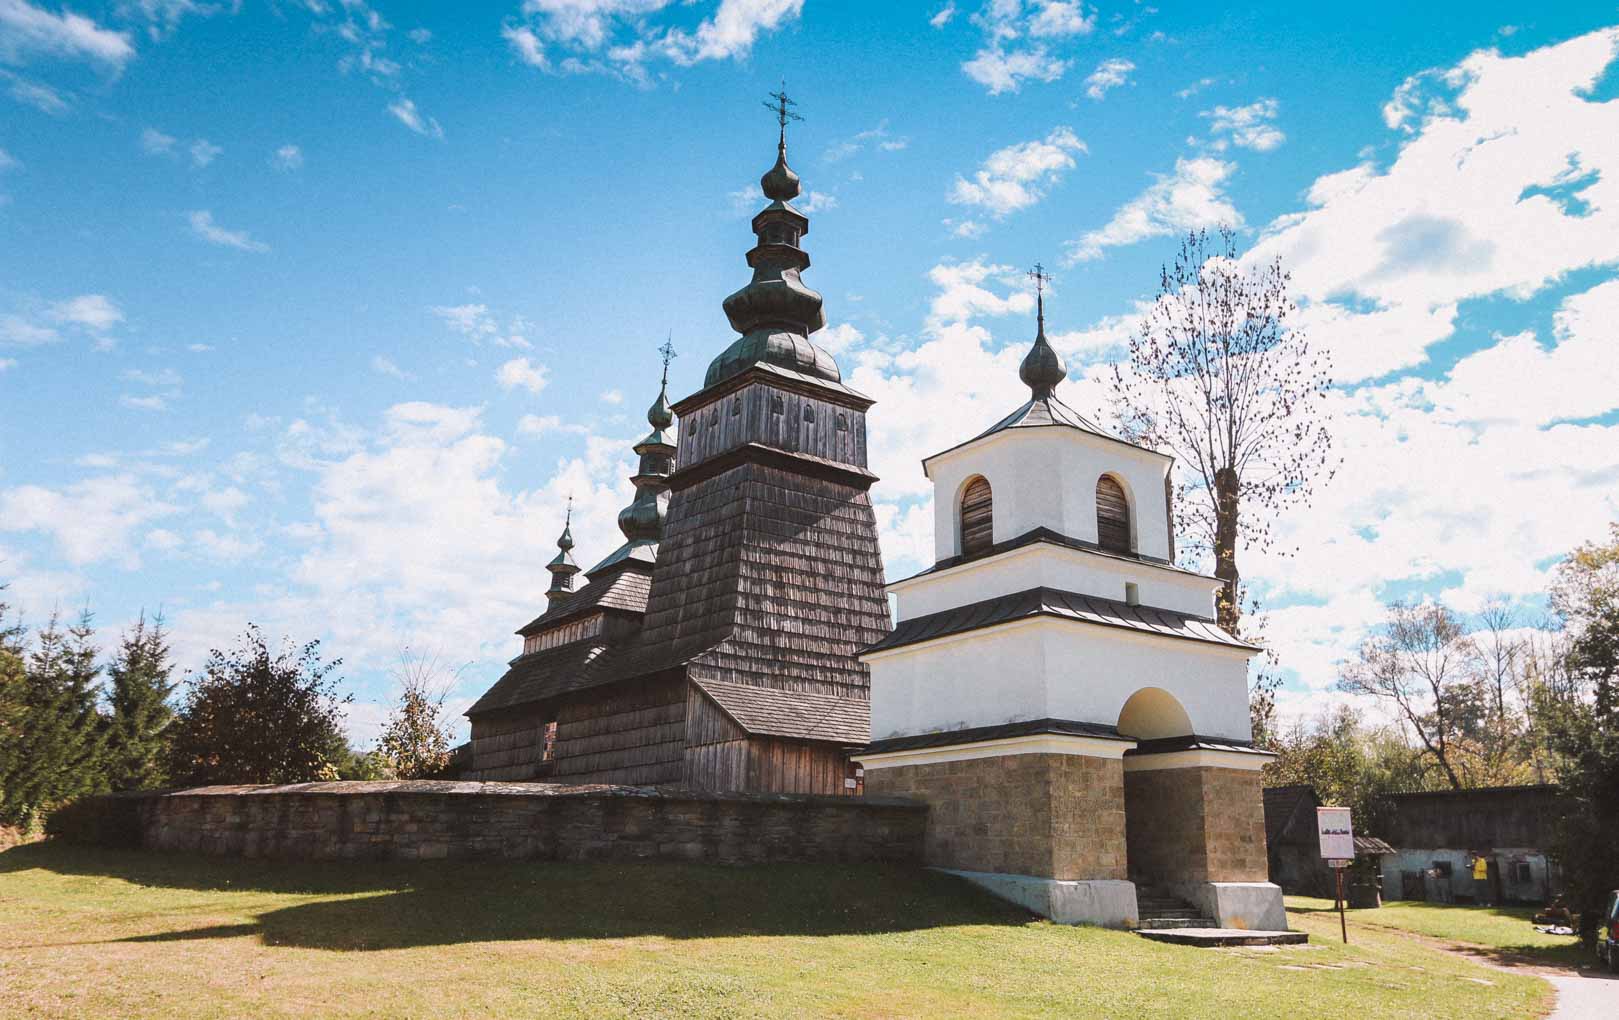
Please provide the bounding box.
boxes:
[565,493,573,526]
[1027,262,1050,334]
[658,334,677,387]
[763,82,802,152]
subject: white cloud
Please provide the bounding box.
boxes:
[50,293,123,331]
[1252,27,1619,382]
[1202,98,1284,151]
[0,357,15,371]
[430,302,532,348]
[817,322,863,355]
[1,69,70,114]
[929,4,955,28]
[122,366,180,387]
[0,474,178,566]
[503,0,803,81]
[188,137,221,166]
[1083,56,1133,100]
[370,354,410,379]
[959,1,1091,94]
[187,209,269,252]
[271,144,303,170]
[1066,156,1240,261]
[0,312,57,345]
[387,97,443,139]
[599,388,623,405]
[0,0,135,70]
[949,126,1085,218]
[122,0,221,40]
[140,126,175,155]
[496,356,549,394]
[119,393,169,411]
[822,120,908,163]
[408,27,431,44]
[925,259,1035,328]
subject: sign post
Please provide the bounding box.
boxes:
[1317,806,1354,944]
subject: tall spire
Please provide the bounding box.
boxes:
[589,346,678,575]
[1019,262,1066,400]
[545,496,580,604]
[706,87,839,388]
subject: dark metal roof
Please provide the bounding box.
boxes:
[864,585,1258,656]
[1356,835,1397,856]
[515,565,653,637]
[892,526,1198,585]
[696,678,870,744]
[921,392,1172,471]
[1127,734,1266,755]
[466,640,618,717]
[863,717,1130,755]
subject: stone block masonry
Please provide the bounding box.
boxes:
[1123,766,1269,885]
[864,753,1127,880]
[60,781,927,865]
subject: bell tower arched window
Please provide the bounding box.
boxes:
[1096,475,1131,554]
[959,476,994,559]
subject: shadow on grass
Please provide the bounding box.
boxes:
[1,841,1034,951]
[1289,899,1597,974]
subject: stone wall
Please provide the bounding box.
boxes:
[863,753,1127,880]
[1123,766,1268,885]
[63,781,926,865]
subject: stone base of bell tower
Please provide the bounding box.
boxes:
[856,733,1141,929]
[1122,747,1286,930]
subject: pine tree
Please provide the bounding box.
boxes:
[0,587,31,827]
[11,610,108,825]
[105,612,177,791]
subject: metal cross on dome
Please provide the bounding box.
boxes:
[763,83,802,148]
[658,334,677,386]
[1028,262,1051,329]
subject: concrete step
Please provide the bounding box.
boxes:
[1136,916,1218,929]
[1136,928,1309,948]
[1137,909,1203,919]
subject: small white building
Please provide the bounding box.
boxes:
[856,296,1286,931]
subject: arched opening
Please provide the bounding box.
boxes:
[959,475,994,559]
[1117,687,1193,740]
[1096,474,1132,554]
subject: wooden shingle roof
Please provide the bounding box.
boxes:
[516,565,653,637]
[696,678,870,744]
[466,641,616,717]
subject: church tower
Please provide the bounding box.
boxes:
[625,90,890,774]
[856,271,1284,932]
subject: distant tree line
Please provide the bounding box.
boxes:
[0,592,459,833]
[1262,524,1619,941]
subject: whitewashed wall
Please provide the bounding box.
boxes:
[926,428,1173,564]
[864,617,1254,743]
[890,542,1219,621]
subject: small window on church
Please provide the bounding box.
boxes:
[771,394,785,414]
[541,719,558,762]
[803,405,815,423]
[1096,475,1131,554]
[731,396,742,416]
[960,476,993,559]
[1125,582,1140,606]
[836,413,849,432]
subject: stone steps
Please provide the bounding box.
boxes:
[1134,887,1216,930]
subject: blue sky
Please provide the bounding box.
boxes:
[4,0,1619,741]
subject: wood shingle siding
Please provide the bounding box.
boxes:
[960,476,993,559]
[1096,475,1131,554]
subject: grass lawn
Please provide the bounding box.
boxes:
[0,843,1553,1020]
[1287,896,1587,970]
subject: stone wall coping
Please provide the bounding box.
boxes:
[110,781,928,811]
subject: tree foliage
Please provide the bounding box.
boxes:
[103,612,178,791]
[1111,227,1334,635]
[167,624,351,786]
[376,649,458,780]
[1540,524,1619,941]
[3,609,109,826]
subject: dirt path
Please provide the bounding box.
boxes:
[1363,926,1619,1020]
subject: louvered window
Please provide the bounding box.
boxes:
[960,476,994,559]
[1096,475,1131,554]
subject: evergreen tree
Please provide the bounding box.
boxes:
[104,612,177,791]
[167,624,350,786]
[0,587,30,827]
[9,609,108,825]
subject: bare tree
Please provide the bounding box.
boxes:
[1112,227,1334,635]
[1337,601,1475,790]
[377,648,462,781]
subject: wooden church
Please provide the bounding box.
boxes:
[464,105,890,795]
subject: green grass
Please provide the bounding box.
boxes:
[1287,896,1587,969]
[0,843,1553,1020]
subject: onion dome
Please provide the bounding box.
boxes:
[1019,273,1067,399]
[706,97,840,388]
[588,352,678,576]
[545,500,580,603]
